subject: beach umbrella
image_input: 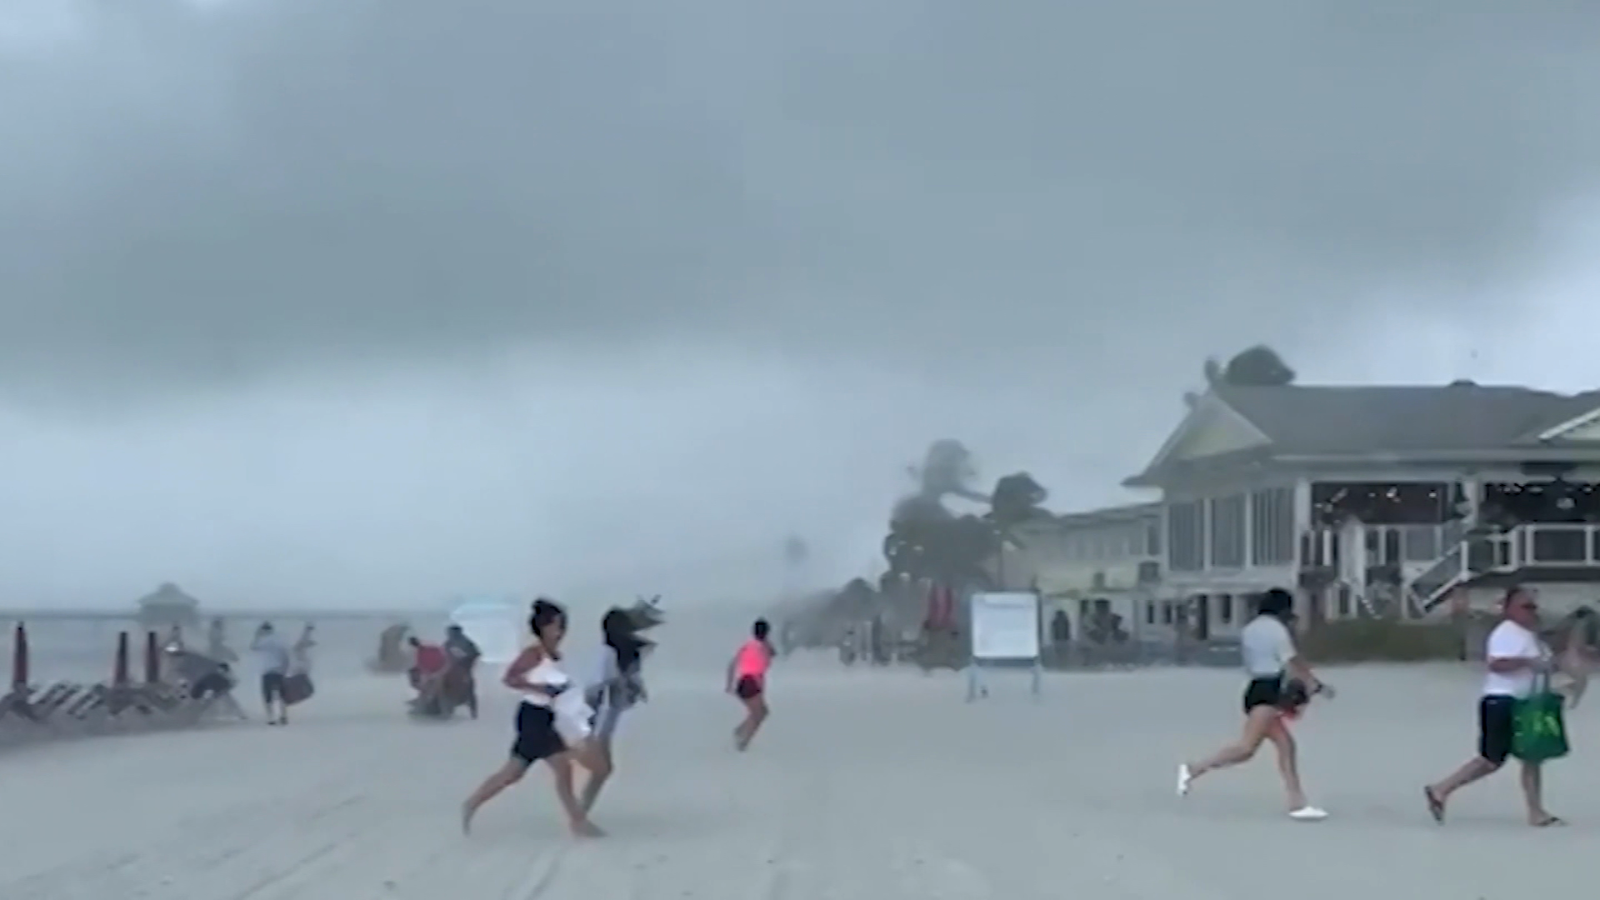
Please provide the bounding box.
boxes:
[113,631,131,686]
[144,631,161,683]
[10,623,27,690]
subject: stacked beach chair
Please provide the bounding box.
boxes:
[0,623,243,750]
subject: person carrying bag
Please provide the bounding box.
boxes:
[1424,587,1566,826]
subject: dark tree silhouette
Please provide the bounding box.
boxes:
[882,449,1051,587]
[1220,344,1296,386]
[988,472,1049,528]
[909,439,988,503]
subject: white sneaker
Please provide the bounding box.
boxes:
[1176,764,1192,797]
[1288,806,1328,821]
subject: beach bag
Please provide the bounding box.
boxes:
[1512,673,1569,763]
[282,672,315,706]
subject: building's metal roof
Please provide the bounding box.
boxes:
[1213,384,1600,455]
[1127,383,1600,486]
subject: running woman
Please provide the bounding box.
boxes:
[727,619,775,751]
[1176,589,1332,821]
[578,607,654,813]
[461,598,604,838]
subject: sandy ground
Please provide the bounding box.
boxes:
[1,656,1597,900]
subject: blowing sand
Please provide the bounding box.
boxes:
[0,658,1595,900]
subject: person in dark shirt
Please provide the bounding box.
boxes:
[444,625,483,718]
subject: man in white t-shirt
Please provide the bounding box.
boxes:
[1423,587,1562,826]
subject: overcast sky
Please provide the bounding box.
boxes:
[2,0,1599,608]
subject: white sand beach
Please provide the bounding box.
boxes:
[1,657,1597,900]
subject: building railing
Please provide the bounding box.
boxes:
[1301,522,1465,569]
[1412,523,1600,613]
[1494,523,1600,568]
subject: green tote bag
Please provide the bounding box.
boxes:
[1511,672,1570,763]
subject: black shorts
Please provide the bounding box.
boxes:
[1478,695,1516,765]
[510,704,567,765]
[261,671,286,704]
[1241,675,1309,714]
[1242,676,1282,712]
[734,675,763,700]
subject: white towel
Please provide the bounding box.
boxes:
[552,684,595,743]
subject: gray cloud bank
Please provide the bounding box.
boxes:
[3,1,1600,609]
[3,0,1599,397]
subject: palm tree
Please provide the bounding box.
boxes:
[988,472,1049,529]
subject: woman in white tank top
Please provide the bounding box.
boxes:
[460,598,605,838]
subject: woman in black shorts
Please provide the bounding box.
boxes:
[1177,589,1333,821]
[460,599,603,838]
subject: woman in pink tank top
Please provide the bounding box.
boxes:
[726,619,774,751]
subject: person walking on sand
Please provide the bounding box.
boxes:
[577,607,654,814]
[1176,588,1333,821]
[727,619,775,752]
[1424,587,1565,827]
[461,598,604,838]
[1553,606,1597,709]
[250,622,292,725]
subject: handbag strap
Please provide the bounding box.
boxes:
[1532,666,1553,695]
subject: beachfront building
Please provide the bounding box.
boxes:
[996,503,1163,647]
[1122,381,1600,634]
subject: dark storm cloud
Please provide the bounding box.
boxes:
[3,0,1599,393]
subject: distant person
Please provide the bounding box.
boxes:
[1177,588,1332,821]
[283,624,317,707]
[166,644,247,719]
[407,635,450,711]
[1554,606,1598,709]
[207,618,237,664]
[727,619,775,751]
[250,622,292,725]
[291,624,316,673]
[443,625,483,719]
[1423,587,1564,826]
[461,598,604,838]
[1050,609,1072,645]
[578,607,654,813]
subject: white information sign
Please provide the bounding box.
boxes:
[970,592,1041,660]
[967,591,1043,701]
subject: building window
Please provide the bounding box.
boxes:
[1208,494,1246,568]
[1145,602,1156,625]
[1249,487,1295,565]
[1167,501,1204,571]
[1218,593,1234,625]
[1161,601,1174,625]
